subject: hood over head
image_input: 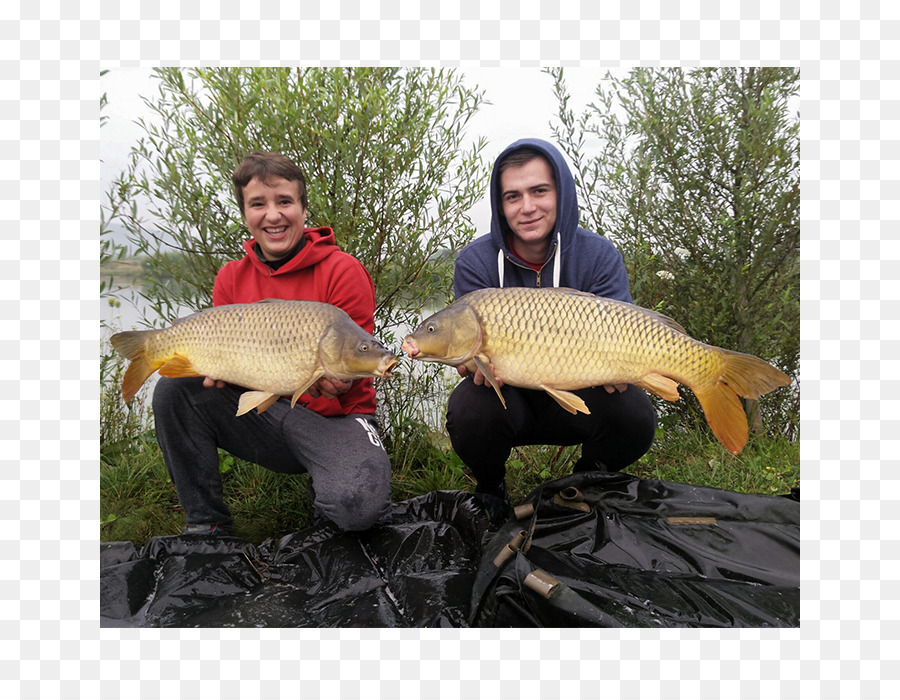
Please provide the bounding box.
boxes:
[454,137,632,302]
[488,138,580,260]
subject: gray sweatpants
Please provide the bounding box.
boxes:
[152,377,392,532]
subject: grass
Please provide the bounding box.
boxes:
[100,416,799,547]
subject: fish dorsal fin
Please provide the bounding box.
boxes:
[556,288,690,336]
[236,391,281,416]
[170,311,204,326]
[473,355,506,409]
[645,310,687,335]
[554,287,596,298]
[541,385,590,415]
[636,372,681,402]
[157,353,203,378]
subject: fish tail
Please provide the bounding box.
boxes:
[110,330,160,403]
[693,349,791,455]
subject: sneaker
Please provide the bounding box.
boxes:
[473,482,512,524]
[181,523,229,536]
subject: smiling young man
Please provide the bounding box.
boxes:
[152,151,392,536]
[447,138,658,521]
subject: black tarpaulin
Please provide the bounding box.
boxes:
[100,490,492,628]
[100,472,799,628]
[470,472,800,627]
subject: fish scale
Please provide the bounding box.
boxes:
[475,288,721,390]
[402,286,791,454]
[144,303,332,393]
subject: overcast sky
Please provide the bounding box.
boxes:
[100,67,618,238]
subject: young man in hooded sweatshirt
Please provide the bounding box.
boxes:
[446,138,658,519]
[152,151,392,535]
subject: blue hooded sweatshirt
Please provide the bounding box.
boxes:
[453,138,633,303]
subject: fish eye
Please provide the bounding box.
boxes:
[427,323,436,333]
[359,342,369,352]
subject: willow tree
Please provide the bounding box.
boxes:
[104,67,490,445]
[550,67,799,440]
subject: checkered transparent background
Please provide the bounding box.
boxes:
[5,0,895,697]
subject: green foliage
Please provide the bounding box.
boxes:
[99,422,798,546]
[100,334,153,451]
[106,67,488,325]
[100,433,182,542]
[548,67,799,440]
[104,67,491,449]
[101,79,155,442]
[629,428,800,496]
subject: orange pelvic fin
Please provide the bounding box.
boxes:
[109,329,161,403]
[157,354,202,379]
[636,372,681,402]
[693,350,791,454]
[541,385,590,415]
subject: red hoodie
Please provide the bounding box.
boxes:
[213,227,378,416]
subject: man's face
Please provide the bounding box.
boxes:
[241,176,307,261]
[499,157,558,249]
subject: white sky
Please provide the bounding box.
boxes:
[100,67,617,238]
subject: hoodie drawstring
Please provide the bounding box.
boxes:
[497,249,505,288]
[553,231,561,287]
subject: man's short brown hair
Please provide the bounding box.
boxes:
[232,151,309,215]
[496,147,554,182]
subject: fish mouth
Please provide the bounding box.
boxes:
[400,338,418,357]
[378,357,400,378]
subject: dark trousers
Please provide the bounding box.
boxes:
[446,378,657,493]
[152,377,392,531]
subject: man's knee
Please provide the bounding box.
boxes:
[320,486,391,532]
[313,455,392,532]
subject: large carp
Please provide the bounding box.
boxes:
[110,299,398,416]
[401,287,790,455]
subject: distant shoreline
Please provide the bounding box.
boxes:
[101,258,143,282]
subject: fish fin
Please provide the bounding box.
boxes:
[717,349,792,399]
[236,391,280,416]
[636,373,681,402]
[110,330,161,403]
[692,382,749,455]
[170,311,204,326]
[645,310,687,335]
[473,355,506,409]
[157,354,203,379]
[556,288,688,334]
[555,287,596,298]
[692,349,791,454]
[290,373,323,408]
[541,386,590,415]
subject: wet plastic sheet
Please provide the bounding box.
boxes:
[470,472,800,627]
[100,472,799,628]
[100,490,492,628]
